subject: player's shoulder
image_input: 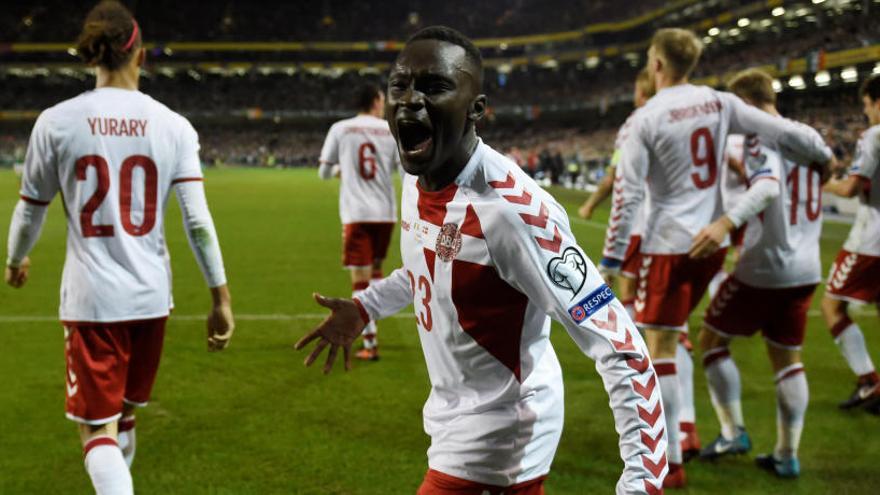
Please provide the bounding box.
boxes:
[863,124,880,144]
[37,90,99,122]
[461,141,566,231]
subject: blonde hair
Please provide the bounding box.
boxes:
[651,28,702,81]
[727,68,776,107]
[635,67,655,99]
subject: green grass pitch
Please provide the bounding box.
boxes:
[0,167,877,494]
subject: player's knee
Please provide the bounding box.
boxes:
[766,345,801,373]
[349,267,372,286]
[79,421,117,446]
[820,296,847,325]
[646,329,679,358]
[698,326,728,352]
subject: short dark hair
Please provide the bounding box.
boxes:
[406,26,483,87]
[861,74,880,102]
[355,83,382,112]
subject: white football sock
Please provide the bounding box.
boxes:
[834,322,875,376]
[677,340,696,427]
[84,438,133,495]
[655,359,682,464]
[704,347,744,440]
[118,416,136,467]
[774,364,808,460]
[353,289,377,349]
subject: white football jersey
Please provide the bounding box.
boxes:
[722,134,749,213]
[356,140,668,493]
[604,84,831,260]
[733,136,823,288]
[613,110,646,237]
[19,87,207,322]
[319,114,400,224]
[843,125,880,256]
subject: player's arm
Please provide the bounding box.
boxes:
[175,119,234,351]
[579,164,615,219]
[690,136,781,258]
[825,131,877,198]
[599,122,649,278]
[174,179,233,351]
[295,268,412,373]
[318,124,341,180]
[5,112,59,288]
[823,175,865,198]
[318,161,341,180]
[484,197,667,494]
[723,91,834,168]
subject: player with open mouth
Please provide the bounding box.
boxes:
[297,26,669,494]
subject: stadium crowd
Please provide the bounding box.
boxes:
[0,88,864,183]
[4,0,737,42]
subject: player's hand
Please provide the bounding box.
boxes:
[207,285,234,351]
[294,293,366,374]
[578,203,594,220]
[827,155,843,176]
[207,303,235,351]
[5,257,30,288]
[689,217,734,259]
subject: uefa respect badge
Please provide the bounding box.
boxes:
[568,284,615,323]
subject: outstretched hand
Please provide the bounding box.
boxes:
[295,293,366,374]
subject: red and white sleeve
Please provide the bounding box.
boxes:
[723,91,832,166]
[725,136,782,228]
[480,182,668,494]
[603,118,649,264]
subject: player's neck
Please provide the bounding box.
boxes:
[95,67,140,91]
[417,131,478,192]
[761,104,780,117]
[656,74,687,91]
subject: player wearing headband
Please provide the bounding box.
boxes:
[5,2,234,493]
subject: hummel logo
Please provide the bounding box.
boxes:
[66,368,78,397]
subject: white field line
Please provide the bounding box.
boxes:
[0,307,873,324]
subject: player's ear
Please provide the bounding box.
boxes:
[468,94,487,123]
[653,56,663,77]
[136,47,146,68]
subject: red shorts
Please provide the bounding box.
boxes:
[704,278,817,348]
[635,249,727,331]
[620,235,642,279]
[342,222,394,268]
[825,250,880,304]
[64,317,167,425]
[417,470,545,495]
